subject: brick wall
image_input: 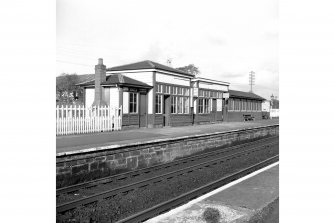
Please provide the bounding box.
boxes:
[194,113,212,124]
[56,125,278,182]
[170,114,193,127]
[122,114,139,127]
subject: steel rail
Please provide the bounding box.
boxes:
[57,136,278,196]
[56,141,278,214]
[116,155,279,223]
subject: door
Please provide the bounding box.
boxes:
[223,99,228,122]
[211,99,217,122]
[139,94,147,127]
[163,95,170,126]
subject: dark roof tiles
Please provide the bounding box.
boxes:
[107,60,194,77]
[78,74,152,88]
[228,89,265,100]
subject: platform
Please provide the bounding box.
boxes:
[146,163,279,223]
[56,119,279,154]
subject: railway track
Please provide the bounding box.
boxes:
[56,137,278,214]
[57,136,278,197]
[117,155,279,223]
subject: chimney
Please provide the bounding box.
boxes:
[92,58,107,107]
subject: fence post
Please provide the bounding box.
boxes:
[119,105,122,130]
[61,105,64,135]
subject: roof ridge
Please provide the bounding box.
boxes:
[146,60,155,68]
[107,60,149,70]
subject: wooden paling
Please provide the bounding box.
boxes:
[56,105,122,135]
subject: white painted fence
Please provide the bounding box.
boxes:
[270,109,279,118]
[56,105,122,135]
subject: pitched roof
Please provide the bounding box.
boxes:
[56,73,95,84]
[78,74,152,88]
[76,74,94,84]
[106,60,195,77]
[228,89,265,101]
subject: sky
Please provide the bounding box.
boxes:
[57,0,278,100]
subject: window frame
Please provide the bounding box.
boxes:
[155,94,162,114]
[129,92,138,114]
[171,96,177,114]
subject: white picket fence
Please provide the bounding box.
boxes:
[56,105,122,135]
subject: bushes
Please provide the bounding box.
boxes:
[203,207,222,223]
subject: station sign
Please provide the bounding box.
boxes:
[122,87,139,93]
[139,89,147,93]
[222,92,230,99]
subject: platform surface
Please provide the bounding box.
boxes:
[56,119,278,153]
[146,163,279,223]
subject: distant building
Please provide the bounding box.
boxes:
[262,94,279,119]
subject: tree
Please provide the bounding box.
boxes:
[56,73,83,104]
[176,64,200,76]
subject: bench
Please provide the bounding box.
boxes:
[243,114,255,121]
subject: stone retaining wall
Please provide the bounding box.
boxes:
[56,125,279,181]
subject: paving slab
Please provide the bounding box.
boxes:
[146,163,279,223]
[56,119,278,153]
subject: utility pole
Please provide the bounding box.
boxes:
[249,71,255,92]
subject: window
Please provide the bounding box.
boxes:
[177,87,182,95]
[155,94,162,114]
[184,88,189,96]
[198,98,210,113]
[204,99,210,113]
[163,85,170,94]
[198,98,204,113]
[183,97,189,114]
[156,84,162,93]
[129,92,137,113]
[177,97,183,113]
[171,96,177,114]
[172,86,177,95]
[199,90,204,97]
[228,99,234,111]
[234,99,238,111]
[217,99,222,111]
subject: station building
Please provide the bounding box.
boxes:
[78,59,264,128]
[227,90,264,121]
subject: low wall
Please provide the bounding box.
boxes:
[56,125,279,186]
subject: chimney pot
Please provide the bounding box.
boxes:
[98,58,103,65]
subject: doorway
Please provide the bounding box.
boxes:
[139,94,147,127]
[211,98,217,122]
[163,95,170,126]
